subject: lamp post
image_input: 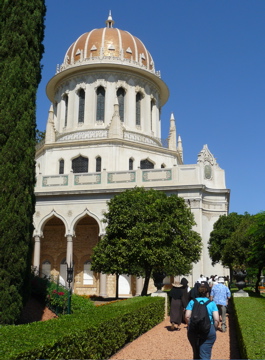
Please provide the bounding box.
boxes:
[67,261,74,314]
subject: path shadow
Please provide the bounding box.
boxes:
[228,309,241,359]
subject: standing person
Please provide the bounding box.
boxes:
[180,277,190,323]
[210,277,231,333]
[189,282,201,300]
[168,280,183,331]
[185,285,219,359]
[180,277,190,307]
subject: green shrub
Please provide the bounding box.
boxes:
[0,296,165,360]
[71,294,95,313]
[233,292,265,359]
[46,282,69,315]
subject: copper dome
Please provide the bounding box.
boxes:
[63,12,155,73]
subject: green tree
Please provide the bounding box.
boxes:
[247,211,265,293]
[91,187,202,296]
[208,212,245,280]
[0,1,46,324]
[222,213,253,269]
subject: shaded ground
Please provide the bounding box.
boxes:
[19,297,57,324]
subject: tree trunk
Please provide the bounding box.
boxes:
[116,273,119,299]
[141,269,152,296]
[255,266,262,294]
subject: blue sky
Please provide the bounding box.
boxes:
[37,0,265,215]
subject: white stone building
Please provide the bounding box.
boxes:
[33,13,230,297]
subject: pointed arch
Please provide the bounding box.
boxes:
[140,158,155,169]
[72,155,88,173]
[71,208,102,235]
[96,156,101,172]
[37,210,69,237]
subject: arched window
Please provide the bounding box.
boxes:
[150,99,155,131]
[96,156,101,172]
[83,261,93,285]
[136,92,142,126]
[117,87,125,122]
[129,158,134,170]
[72,156,88,173]
[140,159,154,169]
[161,163,166,169]
[78,88,85,123]
[59,159,64,174]
[96,86,105,121]
[63,94,68,127]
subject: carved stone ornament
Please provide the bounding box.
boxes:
[204,164,212,180]
[197,144,218,166]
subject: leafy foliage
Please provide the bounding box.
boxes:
[233,294,265,359]
[46,282,68,315]
[36,129,46,143]
[208,212,245,267]
[92,187,202,295]
[0,296,164,360]
[208,212,265,292]
[0,1,46,324]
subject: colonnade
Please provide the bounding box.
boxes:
[33,235,143,297]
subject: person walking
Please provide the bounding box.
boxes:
[210,277,231,333]
[185,285,219,359]
[168,280,184,331]
[180,277,190,323]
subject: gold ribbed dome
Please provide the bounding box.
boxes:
[63,12,155,72]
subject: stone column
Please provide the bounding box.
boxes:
[66,234,73,266]
[33,235,41,274]
[136,276,143,296]
[99,273,107,297]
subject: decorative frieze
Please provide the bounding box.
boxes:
[43,175,68,187]
[57,130,108,142]
[108,171,136,184]
[142,169,171,182]
[75,173,101,185]
[124,131,162,147]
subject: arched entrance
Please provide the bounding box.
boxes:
[73,215,100,295]
[41,216,67,284]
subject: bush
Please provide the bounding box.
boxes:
[233,291,265,359]
[71,294,95,313]
[0,296,165,360]
[46,281,69,315]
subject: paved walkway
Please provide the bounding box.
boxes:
[110,311,241,360]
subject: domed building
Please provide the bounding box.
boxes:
[33,13,230,296]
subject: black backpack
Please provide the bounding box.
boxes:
[189,299,211,337]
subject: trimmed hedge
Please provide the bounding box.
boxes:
[0,296,164,360]
[233,292,265,359]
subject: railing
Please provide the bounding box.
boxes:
[35,165,210,193]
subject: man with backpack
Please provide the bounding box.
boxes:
[185,285,219,359]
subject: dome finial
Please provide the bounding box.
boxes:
[106,10,115,28]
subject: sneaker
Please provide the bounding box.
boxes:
[171,322,175,331]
